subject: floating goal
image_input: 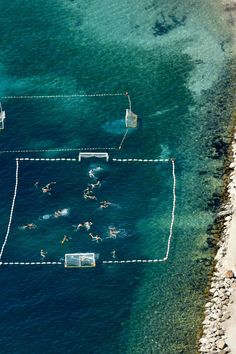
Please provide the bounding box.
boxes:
[125,109,138,128]
[0,102,6,130]
[64,253,96,268]
[78,152,109,161]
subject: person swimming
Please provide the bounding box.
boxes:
[83,185,97,200]
[60,235,70,245]
[42,186,51,194]
[54,209,63,217]
[84,194,97,200]
[88,166,103,179]
[41,181,56,195]
[84,221,93,231]
[72,224,83,231]
[88,181,101,189]
[89,233,102,243]
[100,201,111,209]
[83,187,92,195]
[111,250,116,259]
[40,249,47,259]
[109,227,120,238]
[54,208,69,218]
[73,222,93,231]
[22,223,37,230]
[88,169,96,179]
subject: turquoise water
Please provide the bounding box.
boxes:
[0,1,234,353]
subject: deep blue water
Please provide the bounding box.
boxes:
[0,1,234,353]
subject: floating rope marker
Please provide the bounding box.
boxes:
[0,93,125,99]
[0,147,117,154]
[0,158,19,260]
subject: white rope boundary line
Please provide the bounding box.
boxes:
[112,158,170,162]
[164,159,176,261]
[0,93,125,99]
[0,261,62,265]
[0,147,117,154]
[0,157,176,266]
[0,159,19,260]
[18,157,77,161]
[15,157,172,162]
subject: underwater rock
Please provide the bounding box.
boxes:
[196,257,211,266]
[153,12,186,36]
[207,237,217,248]
[199,170,208,176]
[207,192,221,212]
[212,137,229,158]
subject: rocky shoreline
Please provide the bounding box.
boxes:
[198,133,236,354]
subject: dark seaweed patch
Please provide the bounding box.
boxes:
[207,192,221,212]
[212,136,229,158]
[153,12,186,36]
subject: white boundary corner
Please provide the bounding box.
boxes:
[0,157,176,267]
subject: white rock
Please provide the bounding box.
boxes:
[205,302,212,308]
[216,339,226,350]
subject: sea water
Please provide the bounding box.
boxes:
[0,0,234,353]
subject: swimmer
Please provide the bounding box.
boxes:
[83,187,92,195]
[34,181,39,188]
[40,249,47,259]
[42,181,56,195]
[100,201,111,209]
[54,209,63,218]
[22,223,37,230]
[83,187,97,200]
[72,224,84,231]
[89,233,102,243]
[42,186,51,194]
[111,250,116,259]
[109,227,120,238]
[84,194,97,201]
[54,208,69,217]
[60,235,69,245]
[88,181,101,189]
[84,221,93,231]
[89,169,96,179]
[46,181,56,188]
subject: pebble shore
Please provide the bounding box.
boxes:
[198,134,236,354]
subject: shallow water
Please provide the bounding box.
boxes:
[0,0,234,353]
